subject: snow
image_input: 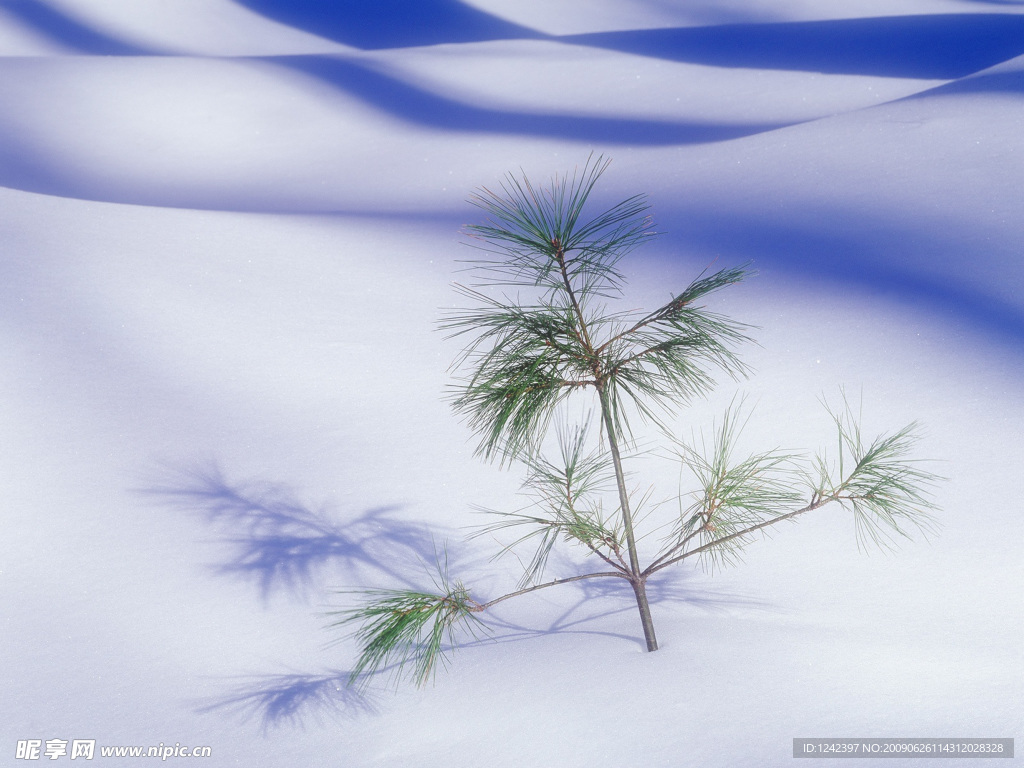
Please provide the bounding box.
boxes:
[1,1,1021,766]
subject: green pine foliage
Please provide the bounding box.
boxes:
[327,558,485,689]
[331,157,940,687]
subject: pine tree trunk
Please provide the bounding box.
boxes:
[630,577,659,652]
[597,386,659,651]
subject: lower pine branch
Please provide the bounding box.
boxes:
[473,570,627,611]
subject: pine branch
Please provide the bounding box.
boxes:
[331,564,625,690]
[596,263,754,354]
[471,421,627,585]
[476,570,628,610]
[443,291,598,460]
[329,570,485,689]
[593,268,756,440]
[646,402,802,573]
[645,402,940,577]
[462,154,653,300]
[645,497,826,576]
[813,395,941,551]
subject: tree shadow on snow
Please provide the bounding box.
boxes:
[143,463,453,728]
[7,7,1021,208]
[236,1,1024,80]
[197,567,771,729]
[199,669,379,731]
[909,69,1024,98]
[248,12,1024,149]
[656,205,1024,346]
[235,0,543,50]
[235,0,1024,84]
[269,54,794,147]
[470,565,773,652]
[562,14,1024,79]
[154,463,775,727]
[141,462,448,602]
[1,0,156,55]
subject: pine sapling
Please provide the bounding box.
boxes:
[327,156,939,687]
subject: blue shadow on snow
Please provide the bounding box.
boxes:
[141,464,442,602]
[236,2,1024,82]
[199,567,768,729]
[235,0,542,49]
[562,14,1024,79]
[201,670,378,731]
[911,69,1024,97]
[273,55,797,146]
[658,205,1024,345]
[1,0,154,54]
[162,464,771,728]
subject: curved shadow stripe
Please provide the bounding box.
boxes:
[0,51,802,212]
[276,55,797,146]
[660,206,1024,345]
[911,69,1024,98]
[2,0,153,55]
[236,0,543,49]
[562,14,1024,79]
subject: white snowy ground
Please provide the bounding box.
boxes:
[1,0,1022,765]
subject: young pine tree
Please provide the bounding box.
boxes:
[328,157,938,686]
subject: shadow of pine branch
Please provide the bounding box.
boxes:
[198,669,379,731]
[140,462,444,601]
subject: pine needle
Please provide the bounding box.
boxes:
[327,560,485,689]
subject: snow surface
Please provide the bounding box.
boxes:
[1,1,1022,766]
